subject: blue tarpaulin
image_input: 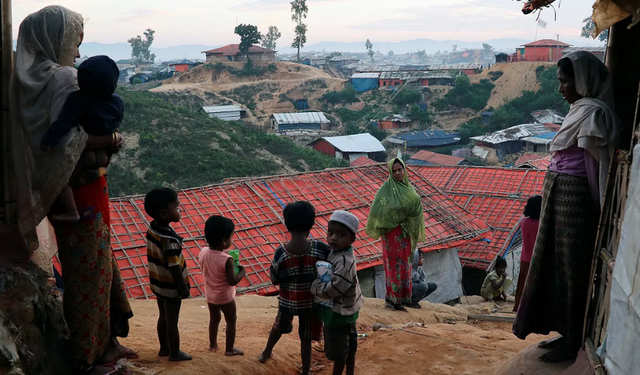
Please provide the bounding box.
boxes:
[351,73,380,93]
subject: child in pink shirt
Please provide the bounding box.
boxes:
[199,216,246,356]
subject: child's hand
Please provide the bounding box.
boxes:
[40,144,52,152]
[237,265,247,279]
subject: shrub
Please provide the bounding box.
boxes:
[433,76,494,111]
[392,89,422,106]
[488,71,504,81]
[321,85,359,105]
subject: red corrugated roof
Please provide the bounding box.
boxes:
[94,165,490,299]
[414,166,546,270]
[522,39,571,47]
[350,156,378,167]
[202,44,276,56]
[410,150,464,166]
[515,153,551,170]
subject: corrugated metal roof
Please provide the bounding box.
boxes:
[531,109,564,125]
[201,105,243,113]
[387,130,460,148]
[272,112,330,125]
[471,123,549,145]
[319,133,386,153]
[379,71,453,80]
[521,136,552,145]
[562,47,606,54]
[351,73,380,79]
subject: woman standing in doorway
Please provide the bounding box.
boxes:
[513,51,620,363]
[11,6,136,374]
[366,158,425,311]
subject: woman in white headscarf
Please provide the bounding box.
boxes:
[513,51,620,364]
[11,6,136,375]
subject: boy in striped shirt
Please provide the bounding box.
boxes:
[145,188,192,362]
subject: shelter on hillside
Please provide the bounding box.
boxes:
[407,150,469,166]
[270,112,330,132]
[521,39,572,62]
[471,123,548,161]
[89,164,500,304]
[169,59,199,73]
[495,52,509,63]
[521,132,556,153]
[199,105,247,121]
[387,130,461,151]
[481,111,493,125]
[309,133,386,162]
[350,72,380,92]
[202,44,276,62]
[301,55,327,69]
[376,114,412,130]
[514,153,551,170]
[129,72,155,84]
[531,109,565,125]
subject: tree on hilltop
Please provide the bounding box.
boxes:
[261,26,282,50]
[128,28,156,62]
[234,24,262,59]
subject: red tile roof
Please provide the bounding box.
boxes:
[409,150,465,166]
[202,44,276,56]
[414,166,546,270]
[350,156,378,167]
[94,165,490,299]
[515,153,551,170]
[522,39,571,47]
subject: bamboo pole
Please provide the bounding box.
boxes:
[1,0,13,224]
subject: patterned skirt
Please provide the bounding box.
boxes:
[53,176,133,371]
[512,172,599,348]
[381,226,413,306]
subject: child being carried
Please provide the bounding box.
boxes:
[40,55,124,222]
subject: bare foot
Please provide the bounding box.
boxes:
[209,346,219,352]
[225,348,244,356]
[169,351,193,362]
[158,349,170,357]
[394,305,409,312]
[538,345,578,363]
[538,336,565,349]
[259,350,272,363]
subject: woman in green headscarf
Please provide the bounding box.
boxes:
[366,158,425,311]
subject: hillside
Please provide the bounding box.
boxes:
[108,89,344,197]
[152,61,345,125]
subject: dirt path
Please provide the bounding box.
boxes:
[120,296,549,375]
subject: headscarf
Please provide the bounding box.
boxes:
[365,158,426,250]
[550,51,621,205]
[10,6,87,235]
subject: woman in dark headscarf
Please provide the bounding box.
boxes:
[11,6,135,374]
[513,51,620,363]
[366,158,425,311]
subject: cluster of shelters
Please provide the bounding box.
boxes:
[74,164,543,304]
[495,39,606,63]
[386,130,461,151]
[309,133,386,162]
[471,121,560,162]
[349,64,475,92]
[202,44,277,63]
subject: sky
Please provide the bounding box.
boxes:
[11,0,603,47]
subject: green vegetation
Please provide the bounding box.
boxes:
[204,61,278,77]
[346,122,387,141]
[392,89,422,106]
[488,71,504,81]
[109,89,342,197]
[321,85,359,105]
[433,76,494,111]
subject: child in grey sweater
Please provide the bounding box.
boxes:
[311,210,364,375]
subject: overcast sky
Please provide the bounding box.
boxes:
[12,0,602,47]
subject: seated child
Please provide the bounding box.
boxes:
[259,201,331,375]
[311,210,364,375]
[199,215,246,356]
[409,249,438,308]
[481,257,513,302]
[41,55,124,222]
[144,188,192,362]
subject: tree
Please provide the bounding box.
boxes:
[452,44,458,52]
[261,26,282,51]
[482,43,494,52]
[290,0,309,61]
[416,50,426,59]
[581,17,609,42]
[365,39,374,61]
[328,51,342,59]
[388,51,394,57]
[234,24,262,59]
[128,28,156,62]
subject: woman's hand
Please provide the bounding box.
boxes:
[86,132,125,151]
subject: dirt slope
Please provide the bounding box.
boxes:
[470,62,554,109]
[151,62,346,125]
[120,296,550,375]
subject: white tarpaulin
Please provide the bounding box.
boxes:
[604,144,640,375]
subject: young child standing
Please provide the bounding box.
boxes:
[199,215,246,356]
[311,210,364,375]
[481,257,513,302]
[259,201,331,375]
[513,195,542,312]
[144,188,192,362]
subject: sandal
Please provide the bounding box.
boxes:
[99,348,139,367]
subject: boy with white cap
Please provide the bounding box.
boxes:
[311,210,364,375]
